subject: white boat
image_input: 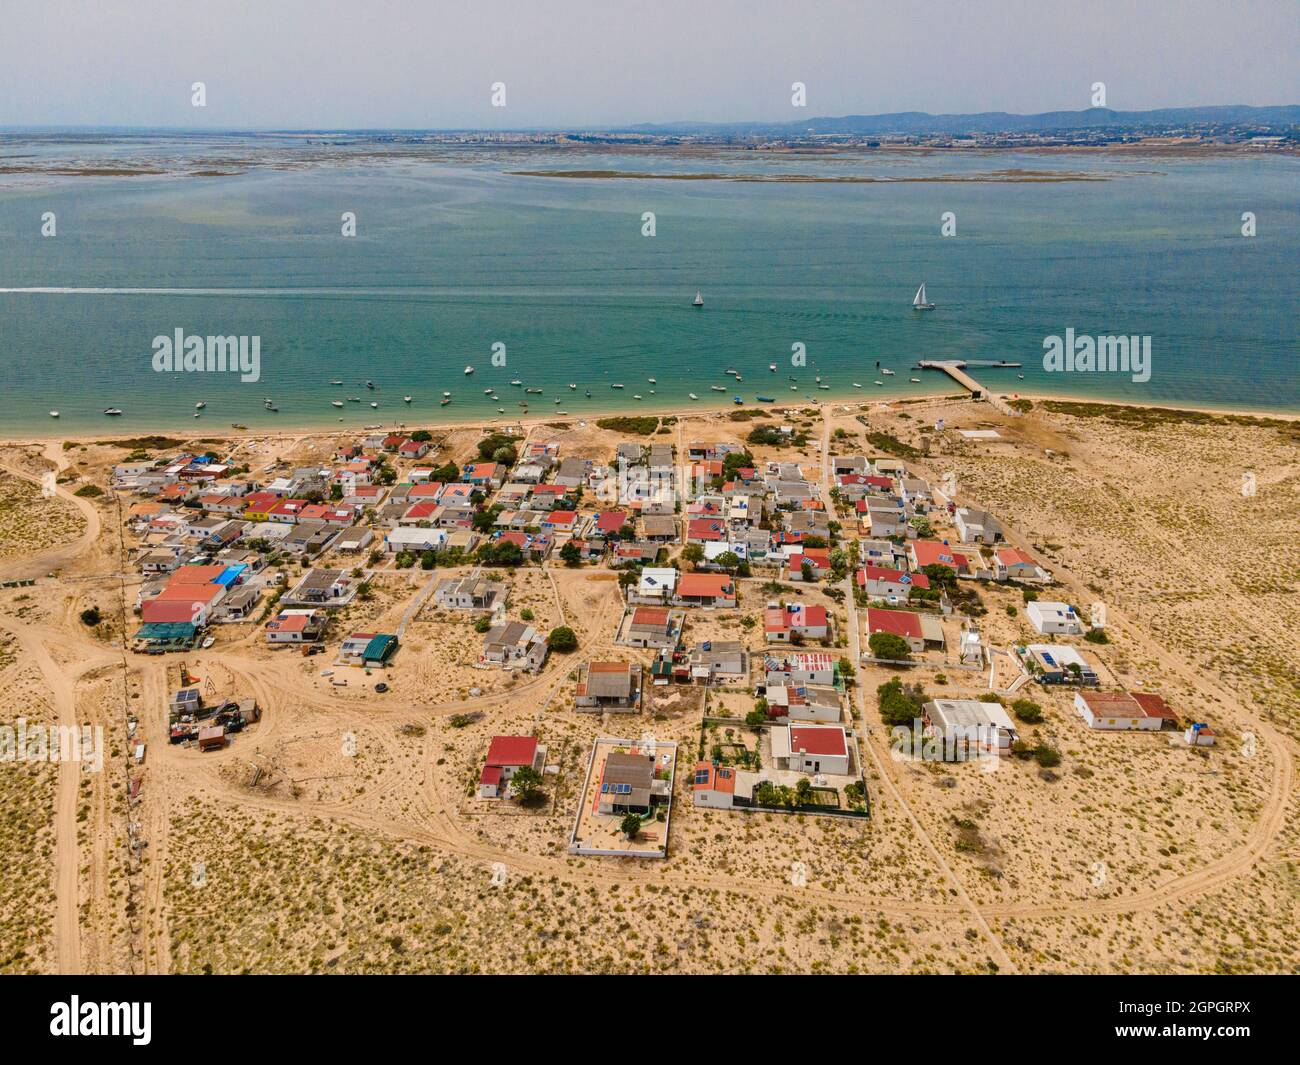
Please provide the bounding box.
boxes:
[442,391,451,398]
[370,401,379,408]
[647,377,656,384]
[688,393,699,400]
[818,384,830,390]
[882,369,895,375]
[912,283,935,311]
[497,407,505,413]
[195,401,206,409]
[769,364,777,372]
[1018,373,1025,379]
[875,380,884,386]
[404,395,413,403]
[201,635,216,649]
[525,387,543,394]
[441,398,451,406]
[710,386,726,392]
[330,379,343,385]
[693,291,704,307]
[852,383,862,388]
[633,394,642,400]
[735,374,743,382]
[569,383,577,389]
[464,365,474,375]
[331,400,344,408]
[910,377,921,383]
[49,410,59,417]
[510,379,523,386]
[103,408,123,416]
[611,383,624,389]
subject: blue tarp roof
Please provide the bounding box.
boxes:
[135,622,197,640]
[213,564,247,587]
[363,634,398,662]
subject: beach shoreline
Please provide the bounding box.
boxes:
[4,387,1296,449]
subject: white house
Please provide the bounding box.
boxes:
[1075,691,1176,731]
[771,724,851,776]
[1026,600,1083,635]
[478,735,544,799]
[923,699,1018,757]
[383,527,448,554]
[629,566,678,605]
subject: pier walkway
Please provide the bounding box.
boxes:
[917,360,1024,416]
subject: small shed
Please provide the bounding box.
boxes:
[198,726,226,752]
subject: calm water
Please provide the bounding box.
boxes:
[0,134,1296,434]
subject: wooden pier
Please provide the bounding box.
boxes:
[917,359,1022,400]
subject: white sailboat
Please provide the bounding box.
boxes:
[463,365,474,375]
[693,291,704,307]
[912,283,935,311]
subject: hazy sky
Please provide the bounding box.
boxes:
[3,0,1297,128]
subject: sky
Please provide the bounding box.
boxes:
[2,0,1297,129]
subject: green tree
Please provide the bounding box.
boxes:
[681,544,705,568]
[547,626,578,653]
[559,540,581,566]
[868,631,911,660]
[620,812,642,839]
[715,550,741,573]
[510,765,544,803]
[1011,698,1043,724]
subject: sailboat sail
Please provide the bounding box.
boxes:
[913,284,926,306]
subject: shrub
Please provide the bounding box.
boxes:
[877,676,926,727]
[547,626,578,653]
[1032,745,1061,768]
[1084,628,1109,644]
[868,631,911,660]
[1011,698,1043,724]
[80,606,102,626]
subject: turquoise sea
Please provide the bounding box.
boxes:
[0,133,1296,435]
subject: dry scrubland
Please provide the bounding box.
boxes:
[0,471,86,563]
[0,396,1297,974]
[0,662,58,972]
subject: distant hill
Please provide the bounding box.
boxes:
[622,105,1300,137]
